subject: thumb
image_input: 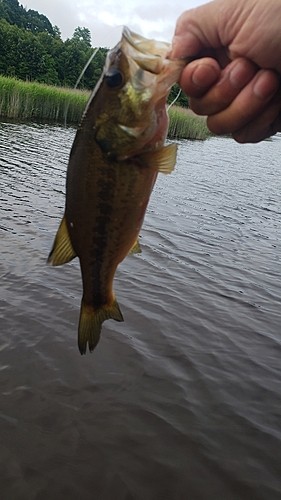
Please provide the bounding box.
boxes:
[170,1,227,59]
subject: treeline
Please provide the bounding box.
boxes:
[0,0,107,89]
[0,0,188,106]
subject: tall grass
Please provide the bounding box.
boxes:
[0,76,211,140]
[0,75,89,123]
[168,106,211,140]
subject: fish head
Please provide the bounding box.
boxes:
[88,27,186,160]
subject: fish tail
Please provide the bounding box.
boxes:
[78,299,124,355]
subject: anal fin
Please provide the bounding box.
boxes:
[48,216,76,266]
[128,238,141,255]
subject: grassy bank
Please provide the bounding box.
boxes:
[168,106,211,140]
[0,75,89,123]
[0,75,210,139]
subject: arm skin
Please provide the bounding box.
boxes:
[170,0,281,143]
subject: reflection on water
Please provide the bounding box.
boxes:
[0,121,281,499]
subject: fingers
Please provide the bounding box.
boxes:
[207,69,280,136]
[171,0,281,72]
[180,55,281,142]
[179,57,221,98]
[171,0,281,142]
[181,58,258,114]
[231,92,281,143]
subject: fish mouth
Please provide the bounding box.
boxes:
[122,26,171,75]
[120,26,186,100]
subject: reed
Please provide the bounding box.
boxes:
[0,75,89,123]
[0,76,211,140]
[168,106,211,140]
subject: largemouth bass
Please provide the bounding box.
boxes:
[48,27,185,354]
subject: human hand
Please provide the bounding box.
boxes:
[170,0,281,142]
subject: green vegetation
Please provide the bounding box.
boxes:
[0,0,208,138]
[0,75,89,122]
[0,76,209,139]
[0,0,187,107]
[168,106,211,140]
[167,84,188,108]
[0,0,108,89]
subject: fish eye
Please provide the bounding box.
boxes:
[105,67,123,88]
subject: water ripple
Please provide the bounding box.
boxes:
[0,123,281,499]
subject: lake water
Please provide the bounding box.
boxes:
[0,121,281,500]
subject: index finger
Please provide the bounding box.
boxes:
[179,57,221,98]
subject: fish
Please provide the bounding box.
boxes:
[48,26,186,354]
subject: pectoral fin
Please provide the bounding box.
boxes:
[47,216,76,266]
[141,143,178,174]
[78,299,124,354]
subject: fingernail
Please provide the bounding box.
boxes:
[253,70,279,99]
[191,64,218,88]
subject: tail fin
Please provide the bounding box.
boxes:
[78,299,124,355]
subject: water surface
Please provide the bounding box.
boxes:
[0,122,281,499]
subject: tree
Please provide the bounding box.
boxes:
[0,1,6,19]
[53,25,61,39]
[168,83,189,108]
[0,18,59,84]
[2,0,25,27]
[72,27,91,48]
[86,47,107,88]
[24,9,55,36]
[1,0,55,36]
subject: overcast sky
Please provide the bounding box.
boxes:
[25,0,207,48]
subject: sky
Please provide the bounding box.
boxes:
[25,0,207,48]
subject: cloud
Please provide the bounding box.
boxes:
[25,0,205,47]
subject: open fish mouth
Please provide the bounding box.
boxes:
[119,26,186,101]
[122,26,171,75]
